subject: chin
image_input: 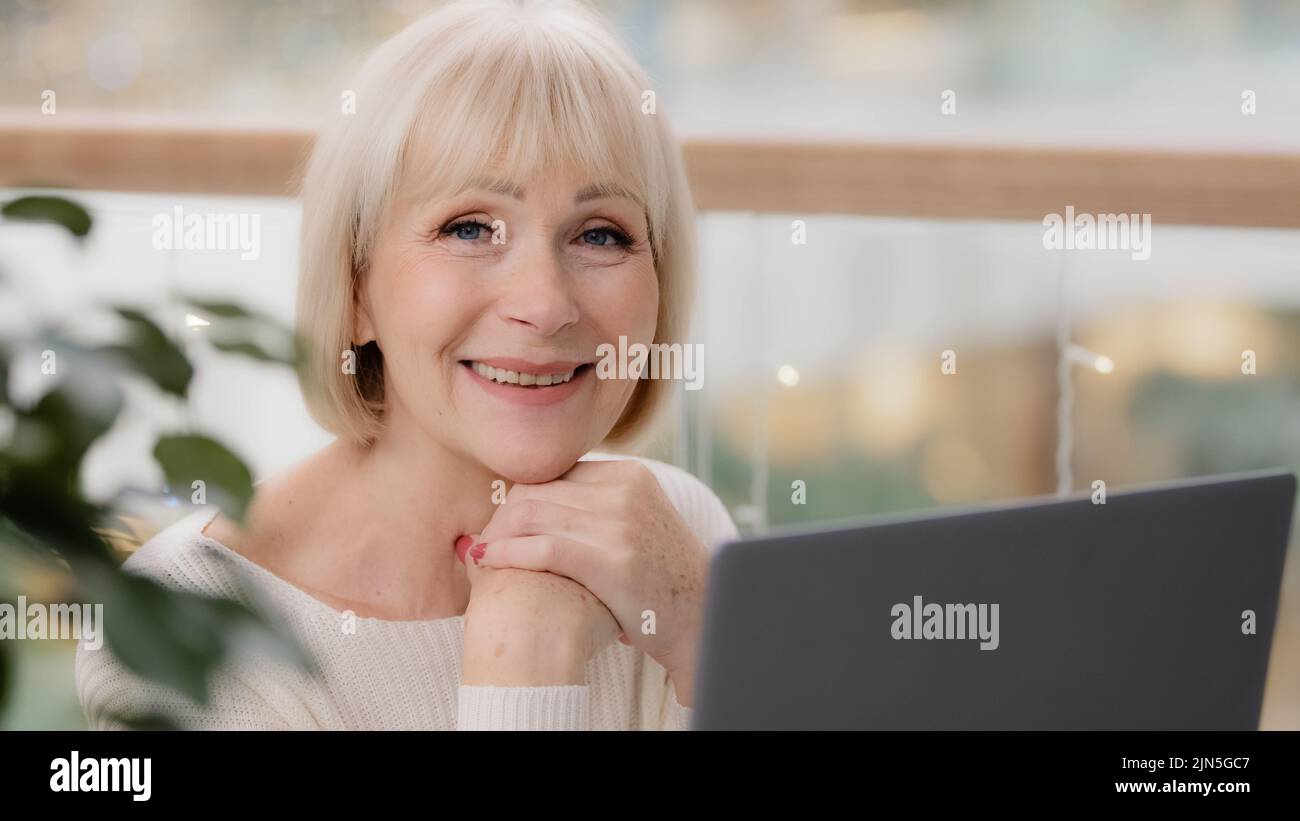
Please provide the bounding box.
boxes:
[479,439,592,484]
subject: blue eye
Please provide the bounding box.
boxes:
[445,220,491,241]
[581,227,630,247]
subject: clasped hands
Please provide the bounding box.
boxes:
[457,460,708,706]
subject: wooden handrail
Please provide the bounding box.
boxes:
[2,112,1299,228]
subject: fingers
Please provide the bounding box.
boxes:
[455,534,475,564]
[562,458,650,484]
[480,496,617,547]
[500,463,652,516]
[455,533,490,586]
[501,478,622,514]
[472,534,605,590]
[480,460,654,521]
[460,528,610,599]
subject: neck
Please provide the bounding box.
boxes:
[363,414,503,549]
[313,410,505,619]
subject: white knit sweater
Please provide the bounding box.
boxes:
[75,456,739,730]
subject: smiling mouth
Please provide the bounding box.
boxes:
[461,360,593,388]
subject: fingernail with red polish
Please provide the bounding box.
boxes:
[470,542,487,566]
[454,535,473,564]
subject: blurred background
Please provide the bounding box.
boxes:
[2,0,1299,729]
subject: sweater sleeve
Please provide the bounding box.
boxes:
[75,638,312,730]
[456,684,589,730]
[661,681,694,731]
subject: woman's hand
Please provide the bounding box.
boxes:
[457,536,620,687]
[470,460,710,704]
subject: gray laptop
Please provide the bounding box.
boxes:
[692,469,1296,730]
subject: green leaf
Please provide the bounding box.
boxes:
[108,307,193,397]
[183,298,294,334]
[0,345,125,560]
[185,300,259,321]
[153,435,254,523]
[0,639,10,717]
[0,344,8,404]
[183,297,302,368]
[0,484,106,560]
[76,559,311,707]
[1,195,92,238]
[87,566,251,705]
[7,381,122,475]
[209,338,290,365]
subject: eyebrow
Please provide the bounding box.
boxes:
[573,181,641,207]
[459,176,642,207]
[461,176,526,199]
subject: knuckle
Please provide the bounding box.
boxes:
[539,536,562,566]
[615,478,640,507]
[514,498,542,530]
[506,483,531,503]
[612,547,638,577]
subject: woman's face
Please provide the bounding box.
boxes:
[357,166,659,483]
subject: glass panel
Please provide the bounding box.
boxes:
[2,1,1298,147]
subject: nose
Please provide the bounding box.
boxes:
[495,241,581,336]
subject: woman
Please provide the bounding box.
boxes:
[76,0,738,730]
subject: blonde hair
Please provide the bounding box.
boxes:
[296,0,696,449]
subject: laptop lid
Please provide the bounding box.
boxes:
[692,469,1296,729]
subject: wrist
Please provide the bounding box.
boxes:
[666,663,695,708]
[462,606,591,686]
[662,634,700,708]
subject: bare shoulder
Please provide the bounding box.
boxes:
[202,441,354,564]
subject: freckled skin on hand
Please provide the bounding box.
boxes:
[494,641,504,657]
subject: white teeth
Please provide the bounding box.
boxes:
[469,362,577,386]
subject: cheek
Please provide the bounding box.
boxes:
[587,263,660,413]
[371,252,478,393]
[590,262,659,343]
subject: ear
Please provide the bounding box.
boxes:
[351,281,376,347]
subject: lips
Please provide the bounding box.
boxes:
[467,360,577,387]
[459,358,593,406]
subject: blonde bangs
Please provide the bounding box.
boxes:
[297,0,696,450]
[396,13,669,263]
